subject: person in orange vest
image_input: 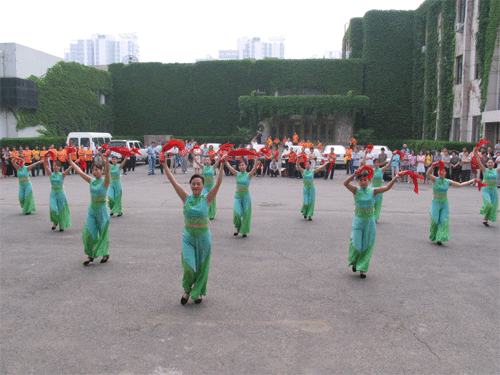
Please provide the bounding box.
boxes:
[317,140,322,152]
[288,148,297,178]
[57,146,67,171]
[297,147,307,179]
[273,137,280,148]
[293,133,299,145]
[70,146,78,174]
[84,146,93,173]
[345,146,353,175]
[39,146,48,175]
[10,147,20,177]
[267,136,273,147]
[349,137,357,149]
[78,145,86,173]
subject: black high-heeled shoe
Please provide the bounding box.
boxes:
[360,273,366,279]
[100,255,109,263]
[181,292,190,305]
[83,257,94,266]
[352,265,356,272]
[195,297,203,304]
[242,234,247,238]
[52,224,58,230]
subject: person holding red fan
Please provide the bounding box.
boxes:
[343,165,401,278]
[474,150,499,226]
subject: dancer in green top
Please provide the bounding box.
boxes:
[69,151,111,266]
[295,159,328,220]
[344,168,400,278]
[369,155,393,222]
[224,159,261,237]
[44,159,72,231]
[160,155,225,305]
[11,157,43,215]
[192,152,222,220]
[475,154,499,226]
[426,162,474,245]
[108,155,129,217]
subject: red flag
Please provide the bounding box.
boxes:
[108,146,131,157]
[474,138,489,152]
[393,150,405,159]
[227,149,260,157]
[220,142,234,151]
[473,179,488,191]
[433,160,445,172]
[130,147,142,155]
[98,143,109,152]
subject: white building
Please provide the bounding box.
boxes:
[65,33,139,66]
[216,37,285,60]
[0,43,63,139]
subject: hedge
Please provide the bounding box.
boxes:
[0,137,67,149]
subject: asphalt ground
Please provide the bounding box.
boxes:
[1,164,499,375]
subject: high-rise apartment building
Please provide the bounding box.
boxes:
[65,33,139,66]
[217,37,285,60]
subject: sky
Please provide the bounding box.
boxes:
[3,0,424,64]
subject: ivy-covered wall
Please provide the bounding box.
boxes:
[361,10,415,139]
[16,62,113,136]
[108,59,365,137]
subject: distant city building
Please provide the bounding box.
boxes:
[64,33,139,66]
[214,37,285,61]
[323,50,342,59]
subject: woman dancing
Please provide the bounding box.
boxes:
[344,167,400,278]
[108,155,129,217]
[192,151,222,220]
[475,153,499,226]
[160,155,225,305]
[295,158,328,220]
[369,154,393,222]
[224,158,260,237]
[44,158,72,231]
[69,151,111,266]
[426,162,474,245]
[11,157,43,215]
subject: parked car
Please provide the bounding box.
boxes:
[67,132,112,149]
[322,145,347,168]
[107,140,148,163]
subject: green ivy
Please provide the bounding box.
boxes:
[412,8,427,139]
[16,62,113,136]
[238,94,369,120]
[479,0,500,111]
[0,136,67,149]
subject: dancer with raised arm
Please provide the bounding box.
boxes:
[108,155,129,217]
[44,157,72,231]
[192,151,222,220]
[426,161,474,245]
[69,150,111,266]
[11,157,43,215]
[295,158,328,220]
[475,151,499,226]
[160,154,225,305]
[368,154,393,222]
[224,158,261,237]
[344,166,400,278]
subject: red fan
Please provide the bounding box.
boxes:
[192,145,201,150]
[75,159,87,170]
[366,145,374,152]
[67,142,77,154]
[108,146,131,157]
[399,170,424,194]
[432,160,445,172]
[474,138,489,152]
[393,150,405,159]
[220,142,234,151]
[355,165,374,180]
[473,179,488,191]
[162,139,184,153]
[130,147,142,155]
[260,147,272,157]
[98,143,109,152]
[159,151,166,163]
[227,149,260,157]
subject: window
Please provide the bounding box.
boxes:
[458,0,466,23]
[472,116,481,142]
[453,118,461,141]
[456,55,463,84]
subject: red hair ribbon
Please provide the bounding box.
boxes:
[433,160,445,172]
[162,139,184,153]
[473,179,488,191]
[393,150,405,159]
[399,170,424,194]
[355,165,374,180]
[13,156,25,166]
[45,150,57,160]
[220,142,234,152]
[227,149,260,157]
[366,145,374,152]
[474,138,489,152]
[130,147,142,155]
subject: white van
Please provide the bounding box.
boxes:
[66,132,112,150]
